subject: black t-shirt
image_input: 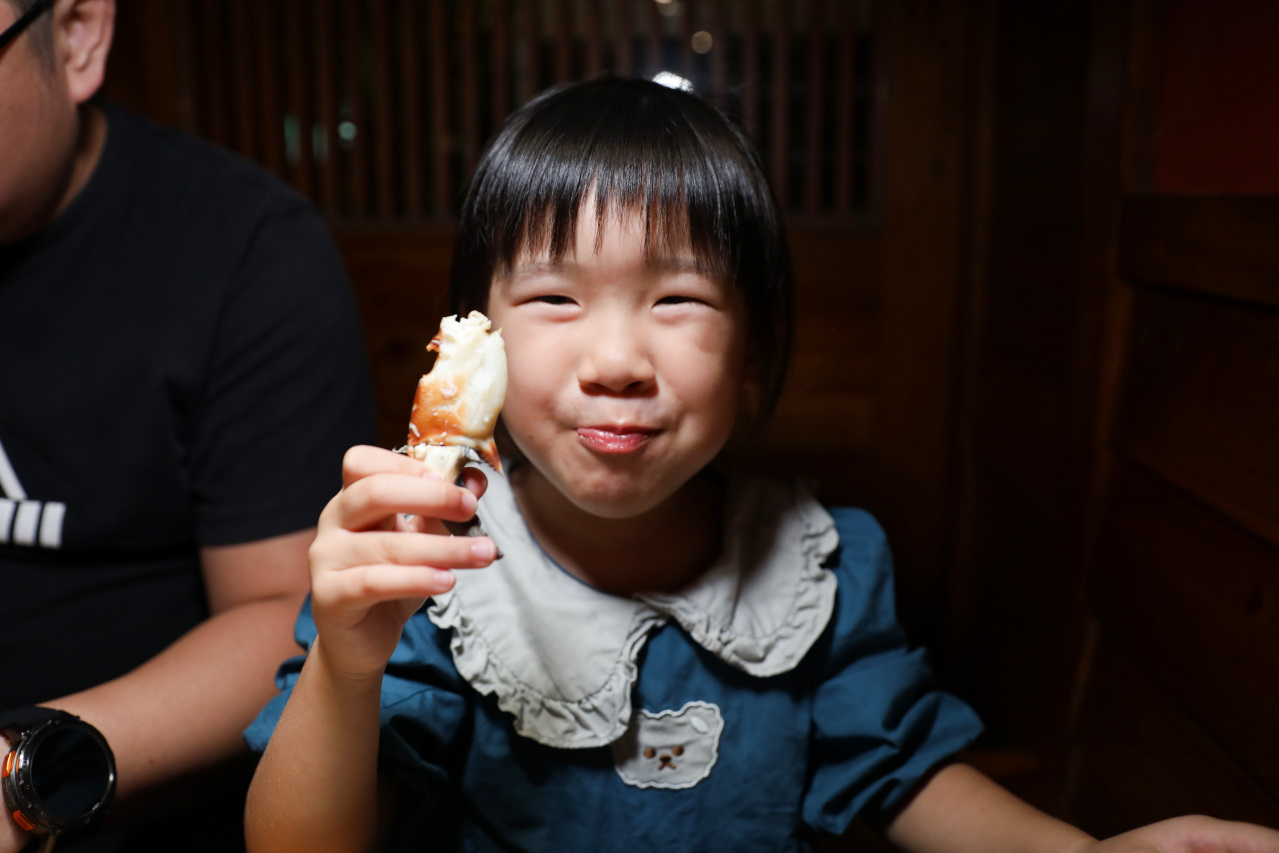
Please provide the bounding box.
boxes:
[0,102,375,711]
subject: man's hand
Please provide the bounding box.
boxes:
[1087,815,1279,853]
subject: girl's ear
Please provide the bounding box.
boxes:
[55,0,114,106]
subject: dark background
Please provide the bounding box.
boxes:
[101,0,1279,840]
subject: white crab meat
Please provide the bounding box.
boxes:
[405,310,507,473]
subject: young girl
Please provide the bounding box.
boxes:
[243,78,1279,853]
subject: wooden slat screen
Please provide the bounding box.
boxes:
[181,0,879,222]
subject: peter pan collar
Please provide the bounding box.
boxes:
[427,471,839,749]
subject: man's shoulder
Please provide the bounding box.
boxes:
[103,100,313,221]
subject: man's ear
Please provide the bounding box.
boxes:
[54,0,114,105]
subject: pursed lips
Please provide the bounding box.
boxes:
[575,425,659,454]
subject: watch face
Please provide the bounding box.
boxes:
[28,726,114,820]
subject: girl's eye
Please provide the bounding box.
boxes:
[529,294,575,306]
[655,295,701,306]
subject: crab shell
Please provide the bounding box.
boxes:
[406,311,507,472]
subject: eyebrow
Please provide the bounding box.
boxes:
[499,256,714,281]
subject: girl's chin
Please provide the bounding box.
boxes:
[563,481,673,520]
[569,464,725,522]
[526,465,677,521]
[514,444,717,521]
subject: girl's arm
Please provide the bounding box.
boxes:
[244,446,496,853]
[885,763,1093,853]
[245,638,387,853]
[886,763,1279,853]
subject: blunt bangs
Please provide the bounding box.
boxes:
[450,76,793,421]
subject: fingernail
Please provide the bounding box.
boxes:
[471,539,496,561]
[460,490,478,514]
[434,569,456,589]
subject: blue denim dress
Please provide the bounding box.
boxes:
[246,475,982,852]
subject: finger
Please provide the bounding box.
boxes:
[1201,817,1279,851]
[459,467,489,501]
[319,530,498,572]
[315,563,459,605]
[340,445,423,488]
[396,468,490,532]
[331,473,480,531]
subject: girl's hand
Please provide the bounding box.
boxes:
[1087,815,1279,853]
[307,445,498,680]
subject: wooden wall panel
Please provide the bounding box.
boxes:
[1112,284,1279,549]
[739,228,881,511]
[334,226,456,447]
[872,0,973,649]
[970,360,1074,519]
[1090,463,1279,796]
[1064,291,1279,822]
[1118,196,1279,309]
[954,469,1084,747]
[1068,191,1279,824]
[977,3,1092,388]
[946,0,1099,757]
[1072,642,1279,836]
[1151,0,1279,194]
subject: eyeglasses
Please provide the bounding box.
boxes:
[0,0,55,54]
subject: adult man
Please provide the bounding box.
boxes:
[0,0,376,850]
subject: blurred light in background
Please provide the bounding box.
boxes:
[338,121,358,148]
[652,71,694,92]
[691,30,713,54]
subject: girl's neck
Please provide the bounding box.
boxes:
[510,466,725,597]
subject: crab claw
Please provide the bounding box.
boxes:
[476,438,503,474]
[403,311,508,474]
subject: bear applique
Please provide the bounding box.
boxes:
[612,701,724,789]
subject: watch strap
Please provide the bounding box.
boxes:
[0,708,69,739]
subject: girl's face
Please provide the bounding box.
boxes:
[486,205,748,522]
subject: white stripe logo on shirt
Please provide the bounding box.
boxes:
[0,437,65,548]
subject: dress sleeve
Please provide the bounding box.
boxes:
[802,508,983,834]
[188,194,376,545]
[245,599,472,816]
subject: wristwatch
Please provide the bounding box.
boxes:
[0,708,115,839]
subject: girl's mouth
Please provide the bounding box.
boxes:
[576,427,657,454]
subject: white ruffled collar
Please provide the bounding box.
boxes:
[427,472,839,749]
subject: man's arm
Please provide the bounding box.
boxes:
[1,529,311,849]
[0,529,311,848]
[56,529,312,804]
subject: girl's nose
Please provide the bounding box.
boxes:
[577,319,656,394]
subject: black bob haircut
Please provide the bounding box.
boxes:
[449,76,794,423]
